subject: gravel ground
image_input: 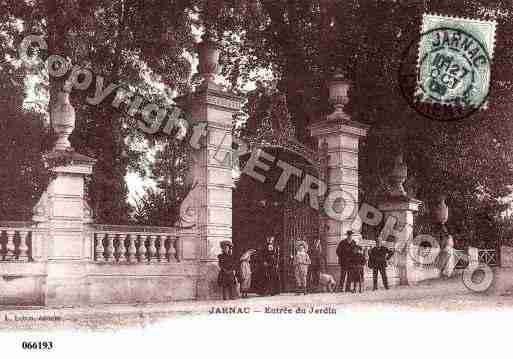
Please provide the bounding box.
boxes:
[1,268,513,331]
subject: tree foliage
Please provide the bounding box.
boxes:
[0,14,51,220]
[133,136,190,226]
[1,0,196,223]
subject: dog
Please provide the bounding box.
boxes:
[318,272,336,293]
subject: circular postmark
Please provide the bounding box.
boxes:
[399,27,492,122]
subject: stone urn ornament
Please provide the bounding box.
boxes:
[51,91,75,151]
[388,153,407,197]
[327,71,351,121]
[197,33,221,84]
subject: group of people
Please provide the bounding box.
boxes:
[217,230,395,300]
[217,237,282,300]
[337,230,395,292]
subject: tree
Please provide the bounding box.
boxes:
[1,0,196,223]
[134,135,191,226]
[0,14,51,220]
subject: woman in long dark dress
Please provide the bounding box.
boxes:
[307,238,323,292]
[261,237,281,296]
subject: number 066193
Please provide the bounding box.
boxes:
[22,341,54,350]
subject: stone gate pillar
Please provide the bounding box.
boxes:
[32,91,96,306]
[378,197,422,285]
[309,73,368,275]
[377,154,422,285]
[176,36,242,299]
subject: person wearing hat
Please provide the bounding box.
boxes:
[336,230,355,292]
[307,238,323,292]
[350,245,366,293]
[261,236,280,296]
[218,241,238,300]
[239,249,255,298]
[368,237,394,290]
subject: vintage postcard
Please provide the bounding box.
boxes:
[1,0,513,357]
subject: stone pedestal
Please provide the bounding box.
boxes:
[468,246,479,264]
[33,150,95,306]
[310,119,368,269]
[378,197,422,285]
[176,82,242,299]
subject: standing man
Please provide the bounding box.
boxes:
[368,238,394,290]
[336,230,354,292]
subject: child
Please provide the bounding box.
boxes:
[239,250,254,298]
[294,242,311,295]
[351,246,366,293]
[217,241,238,300]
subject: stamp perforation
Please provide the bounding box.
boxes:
[413,13,496,111]
[421,13,497,58]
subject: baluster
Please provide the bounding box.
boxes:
[106,233,115,262]
[127,234,137,263]
[0,229,3,260]
[138,235,147,262]
[148,235,157,263]
[95,233,105,262]
[5,230,15,260]
[168,236,177,262]
[117,234,127,263]
[18,230,29,261]
[158,235,166,262]
[112,234,119,262]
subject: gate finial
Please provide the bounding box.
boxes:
[51,90,75,151]
[327,70,350,121]
[387,152,408,197]
[197,32,221,86]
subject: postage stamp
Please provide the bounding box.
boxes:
[399,14,497,121]
[416,14,496,108]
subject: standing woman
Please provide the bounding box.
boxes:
[218,241,238,300]
[262,237,280,296]
[307,238,323,292]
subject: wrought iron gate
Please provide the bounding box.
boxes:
[282,191,320,292]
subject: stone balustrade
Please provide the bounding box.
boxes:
[92,224,181,264]
[454,248,469,268]
[478,248,498,266]
[0,221,33,262]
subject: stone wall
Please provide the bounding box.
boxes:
[85,262,199,304]
[0,259,200,307]
[0,265,46,306]
[0,219,201,306]
[501,245,513,268]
